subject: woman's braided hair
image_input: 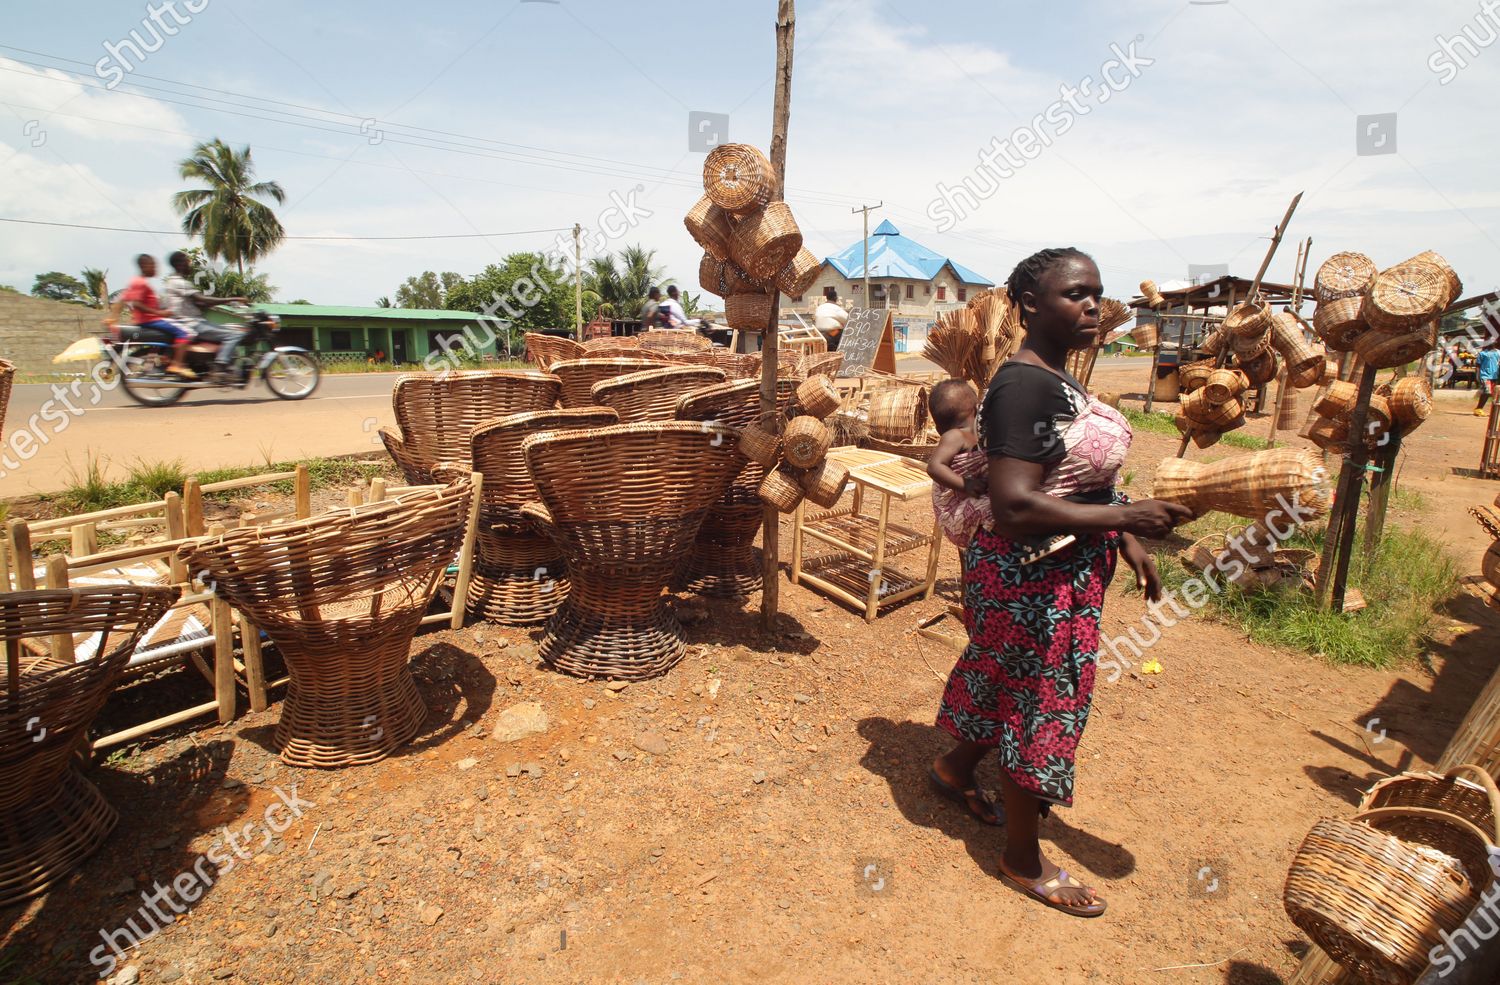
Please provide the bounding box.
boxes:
[1005,247,1092,324]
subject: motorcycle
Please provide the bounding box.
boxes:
[102,309,320,407]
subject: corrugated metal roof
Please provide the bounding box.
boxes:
[823,220,994,286]
[259,304,480,321]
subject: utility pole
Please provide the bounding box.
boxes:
[851,201,882,307]
[573,222,583,339]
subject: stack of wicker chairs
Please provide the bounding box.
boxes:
[0,586,177,905]
[467,408,619,624]
[674,377,801,596]
[523,332,584,371]
[550,358,668,409]
[520,422,742,680]
[591,366,727,422]
[183,483,473,768]
[379,370,561,484]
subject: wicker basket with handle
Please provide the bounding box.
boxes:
[1200,327,1226,356]
[1238,347,1281,387]
[1313,380,1359,419]
[1271,312,1327,386]
[783,416,832,469]
[1178,359,1214,394]
[703,143,773,214]
[759,466,805,513]
[1182,390,1244,431]
[730,202,804,281]
[1363,261,1450,332]
[796,374,841,418]
[1351,320,1438,370]
[1224,298,1275,339]
[776,247,821,298]
[1313,297,1368,352]
[1202,368,1248,405]
[738,411,786,467]
[1387,376,1433,428]
[800,459,851,508]
[1152,448,1332,520]
[1314,252,1378,303]
[725,290,774,330]
[685,195,737,261]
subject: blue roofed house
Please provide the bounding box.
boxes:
[790,220,994,351]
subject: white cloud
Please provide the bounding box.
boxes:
[0,56,193,143]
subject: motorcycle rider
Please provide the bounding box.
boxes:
[162,251,248,380]
[121,253,196,379]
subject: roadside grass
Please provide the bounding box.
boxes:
[1154,511,1458,669]
[1120,407,1270,450]
[1392,486,1429,512]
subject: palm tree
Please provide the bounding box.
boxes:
[172,139,286,274]
[582,245,664,322]
[79,267,110,308]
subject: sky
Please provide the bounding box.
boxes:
[0,0,1497,309]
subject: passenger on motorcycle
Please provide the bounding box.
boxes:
[121,254,196,379]
[163,251,248,378]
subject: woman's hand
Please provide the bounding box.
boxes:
[963,475,987,498]
[1119,499,1195,539]
[1120,534,1163,602]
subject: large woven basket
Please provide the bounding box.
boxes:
[1182,390,1244,431]
[867,385,929,442]
[698,253,726,296]
[685,196,737,261]
[1364,261,1449,332]
[637,329,714,355]
[0,357,12,445]
[731,202,804,281]
[592,365,727,423]
[1202,368,1248,405]
[551,358,668,409]
[703,143,773,214]
[1225,299,1275,339]
[783,415,832,469]
[802,351,844,381]
[1485,539,1500,591]
[1351,321,1438,370]
[725,291,774,330]
[759,466,805,513]
[524,332,584,371]
[1406,250,1462,305]
[1271,312,1327,385]
[1314,252,1378,303]
[775,247,821,298]
[1387,376,1433,427]
[1284,816,1478,985]
[1313,297,1368,352]
[1153,448,1332,520]
[800,459,850,508]
[796,374,840,418]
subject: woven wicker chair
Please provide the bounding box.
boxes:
[0,586,177,905]
[551,358,668,409]
[520,422,743,680]
[523,332,584,371]
[675,377,802,596]
[468,408,619,624]
[379,371,561,484]
[183,482,473,768]
[591,366,727,423]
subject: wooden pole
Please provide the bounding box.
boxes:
[1362,430,1401,562]
[1314,364,1377,611]
[760,0,795,630]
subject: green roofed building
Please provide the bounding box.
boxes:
[209,304,493,365]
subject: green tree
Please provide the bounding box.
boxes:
[31,271,87,303]
[394,270,464,309]
[375,296,393,308]
[172,139,286,274]
[582,244,664,322]
[178,248,276,303]
[79,267,111,308]
[445,252,573,352]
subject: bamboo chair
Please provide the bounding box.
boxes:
[674,378,802,596]
[520,422,743,680]
[0,586,177,905]
[183,482,474,768]
[591,366,727,423]
[468,408,619,624]
[550,358,669,409]
[379,370,561,484]
[523,332,584,371]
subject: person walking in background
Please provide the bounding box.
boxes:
[1475,339,1498,416]
[929,247,1192,917]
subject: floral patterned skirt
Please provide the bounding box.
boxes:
[935,523,1119,807]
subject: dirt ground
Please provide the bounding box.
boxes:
[3,370,1499,985]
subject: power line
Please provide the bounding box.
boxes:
[0,216,573,241]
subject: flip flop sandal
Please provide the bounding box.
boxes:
[928,766,1004,826]
[996,861,1106,918]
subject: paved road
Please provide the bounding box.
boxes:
[0,372,402,497]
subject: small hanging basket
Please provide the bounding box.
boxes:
[1202,368,1249,405]
[725,291,774,330]
[800,459,851,508]
[698,253,726,297]
[795,375,841,419]
[1178,359,1214,394]
[1313,380,1359,418]
[1314,251,1378,303]
[1238,347,1281,387]
[1181,389,1244,431]
[1351,320,1439,371]
[783,416,832,469]
[1224,299,1275,339]
[1405,250,1462,307]
[737,411,785,467]
[684,196,737,261]
[1270,311,1326,384]
[722,262,765,294]
[1131,320,1159,349]
[1313,296,1368,351]
[1363,261,1450,332]
[1388,376,1433,427]
[702,143,773,215]
[1199,327,1226,356]
[758,466,805,513]
[775,247,822,298]
[730,202,804,281]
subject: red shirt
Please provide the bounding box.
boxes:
[122,276,165,325]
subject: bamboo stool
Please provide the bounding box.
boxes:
[0,586,177,905]
[520,422,743,680]
[379,371,561,484]
[183,482,473,768]
[550,358,669,408]
[468,408,619,624]
[673,377,801,596]
[591,365,727,423]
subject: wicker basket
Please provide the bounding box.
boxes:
[723,261,765,295]
[725,291,774,330]
[1351,321,1438,371]
[1230,329,1273,360]
[551,358,667,409]
[738,411,785,467]
[685,195,737,261]
[1314,252,1378,303]
[1406,250,1462,305]
[1289,356,1328,390]
[0,357,13,445]
[796,375,840,418]
[783,416,832,469]
[1202,368,1248,405]
[698,253,726,296]
[1277,382,1301,423]
[1271,312,1326,384]
[775,247,821,298]
[1200,327,1225,356]
[1304,415,1348,451]
[1190,429,1223,449]
[1313,380,1359,419]
[1225,299,1275,339]
[1182,390,1244,431]
[1388,376,1433,427]
[1359,765,1499,842]
[1364,261,1449,332]
[730,202,804,281]
[703,143,773,214]
[1485,539,1500,591]
[592,365,727,424]
[1284,816,1477,985]
[1140,279,1167,308]
[1178,359,1214,394]
[1153,448,1332,520]
[1132,320,1159,349]
[867,385,929,442]
[799,460,851,508]
[1313,297,1368,352]
[1238,348,1282,387]
[759,467,805,513]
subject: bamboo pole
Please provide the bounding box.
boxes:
[760,0,795,630]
